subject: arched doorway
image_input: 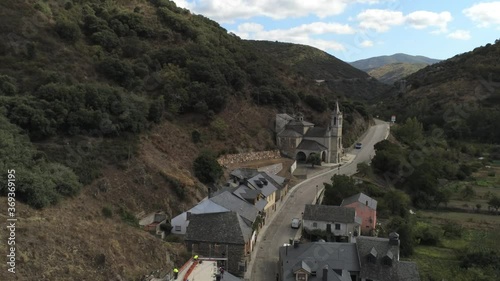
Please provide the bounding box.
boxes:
[296,151,306,162]
[321,151,326,162]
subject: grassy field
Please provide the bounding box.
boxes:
[412,164,500,280]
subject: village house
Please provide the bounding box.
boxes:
[341,193,377,235]
[278,233,420,281]
[185,211,253,277]
[302,204,361,242]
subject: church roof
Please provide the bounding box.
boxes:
[304,127,329,137]
[297,140,328,151]
[278,129,303,137]
[288,120,315,127]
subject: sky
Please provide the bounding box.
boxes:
[171,0,500,62]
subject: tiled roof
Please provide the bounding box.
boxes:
[341,193,378,210]
[230,168,259,181]
[279,242,360,281]
[278,129,303,137]
[297,140,328,151]
[303,205,357,223]
[304,127,329,138]
[247,174,278,197]
[210,191,259,224]
[288,120,315,127]
[356,236,419,281]
[185,212,251,244]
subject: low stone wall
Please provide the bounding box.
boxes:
[217,150,281,166]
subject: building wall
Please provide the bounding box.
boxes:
[344,202,376,235]
[186,241,247,276]
[303,220,353,237]
[264,191,277,219]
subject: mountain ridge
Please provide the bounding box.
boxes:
[350,53,441,71]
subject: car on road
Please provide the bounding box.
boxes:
[355,143,362,149]
[291,218,301,229]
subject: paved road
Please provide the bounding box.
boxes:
[248,120,389,281]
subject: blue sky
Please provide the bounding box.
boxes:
[172,0,500,62]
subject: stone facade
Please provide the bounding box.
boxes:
[217,150,281,166]
[185,241,249,277]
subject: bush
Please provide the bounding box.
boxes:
[414,222,441,246]
[102,206,113,218]
[55,19,81,43]
[90,30,120,51]
[193,150,223,184]
[442,220,463,238]
[191,130,201,143]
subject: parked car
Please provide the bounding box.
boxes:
[291,218,301,229]
[355,143,362,149]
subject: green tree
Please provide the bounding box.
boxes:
[386,216,415,257]
[383,189,410,216]
[193,150,223,184]
[307,153,321,168]
[356,162,371,176]
[55,18,81,43]
[323,175,357,206]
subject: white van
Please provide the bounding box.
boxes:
[291,218,301,229]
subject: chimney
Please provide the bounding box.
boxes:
[389,232,400,246]
[322,265,328,281]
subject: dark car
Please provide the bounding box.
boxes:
[355,143,362,149]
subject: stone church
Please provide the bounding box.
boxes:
[275,102,343,163]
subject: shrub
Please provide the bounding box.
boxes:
[118,206,139,227]
[102,206,113,218]
[191,130,201,143]
[90,30,120,51]
[193,150,223,184]
[442,220,463,238]
[55,19,81,43]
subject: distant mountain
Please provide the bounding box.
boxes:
[246,40,391,100]
[367,62,428,84]
[350,53,441,71]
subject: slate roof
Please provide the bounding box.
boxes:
[279,242,360,281]
[356,236,419,281]
[288,120,315,127]
[190,198,230,214]
[247,174,278,197]
[210,191,259,224]
[297,140,328,151]
[276,113,295,121]
[232,185,260,201]
[255,199,268,211]
[304,127,329,138]
[230,168,259,181]
[341,193,378,210]
[278,129,303,137]
[185,212,252,245]
[303,205,357,224]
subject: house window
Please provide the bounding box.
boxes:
[313,222,317,227]
[174,225,181,231]
[335,223,341,230]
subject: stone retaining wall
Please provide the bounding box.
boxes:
[217,150,281,166]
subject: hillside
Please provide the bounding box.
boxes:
[246,40,391,101]
[0,1,383,280]
[350,53,441,71]
[377,40,500,143]
[367,62,428,84]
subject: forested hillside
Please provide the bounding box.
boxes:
[379,40,500,144]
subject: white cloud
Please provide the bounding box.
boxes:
[405,11,452,33]
[234,22,351,51]
[173,0,347,22]
[357,9,405,32]
[447,30,471,40]
[356,9,452,33]
[463,2,500,27]
[360,40,374,47]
